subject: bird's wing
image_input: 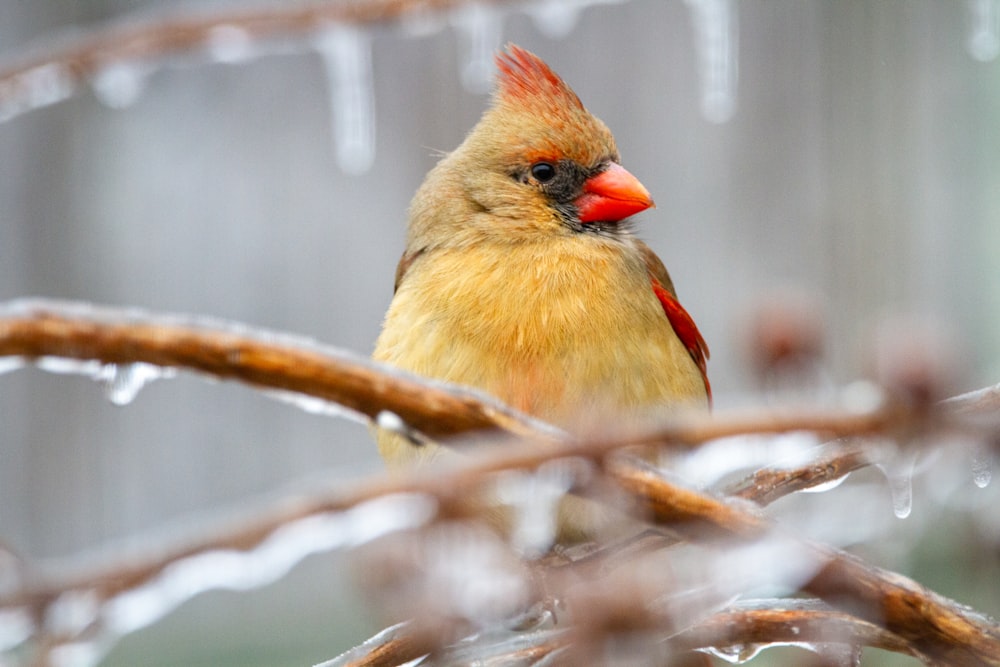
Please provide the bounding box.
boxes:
[637,241,712,403]
[393,247,426,294]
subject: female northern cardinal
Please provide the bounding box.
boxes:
[374,45,709,467]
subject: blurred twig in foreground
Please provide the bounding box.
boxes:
[1,299,1000,666]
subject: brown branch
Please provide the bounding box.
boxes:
[667,600,928,662]
[944,383,1000,416]
[606,459,1000,666]
[724,440,872,506]
[6,300,995,449]
[4,426,996,664]
[337,600,929,665]
[0,299,553,440]
[0,0,522,121]
[3,300,1000,663]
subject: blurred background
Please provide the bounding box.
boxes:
[1,0,999,664]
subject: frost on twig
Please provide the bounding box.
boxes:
[1,297,1000,666]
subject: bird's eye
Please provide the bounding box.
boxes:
[530,162,557,183]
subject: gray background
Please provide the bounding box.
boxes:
[1,1,999,664]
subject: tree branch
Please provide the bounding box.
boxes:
[0,299,553,439]
[3,299,1000,664]
[0,0,523,123]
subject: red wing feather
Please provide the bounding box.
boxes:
[650,278,712,404]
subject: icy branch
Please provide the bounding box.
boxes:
[3,298,1000,664]
[0,298,554,440]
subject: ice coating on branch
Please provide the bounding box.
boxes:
[0,298,565,434]
[451,3,505,94]
[671,431,821,488]
[703,642,860,665]
[0,357,24,376]
[684,0,739,123]
[0,63,75,123]
[97,362,175,405]
[967,0,1000,61]
[90,62,150,109]
[104,495,434,635]
[205,25,255,64]
[315,24,376,174]
[35,356,105,377]
[265,388,369,424]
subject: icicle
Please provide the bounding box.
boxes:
[95,362,171,406]
[971,441,993,489]
[0,63,75,123]
[315,24,376,175]
[451,3,505,94]
[205,25,255,64]
[967,0,1000,62]
[684,0,739,123]
[90,62,151,109]
[876,453,917,519]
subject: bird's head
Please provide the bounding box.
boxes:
[409,45,654,245]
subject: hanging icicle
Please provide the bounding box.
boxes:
[315,24,377,175]
[684,0,739,123]
[451,2,505,94]
[967,0,1000,62]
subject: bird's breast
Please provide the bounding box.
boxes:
[374,237,706,427]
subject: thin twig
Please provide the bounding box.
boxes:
[724,440,871,506]
[667,599,928,662]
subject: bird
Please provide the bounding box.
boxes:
[373,45,709,469]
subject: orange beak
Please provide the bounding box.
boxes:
[574,163,655,224]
